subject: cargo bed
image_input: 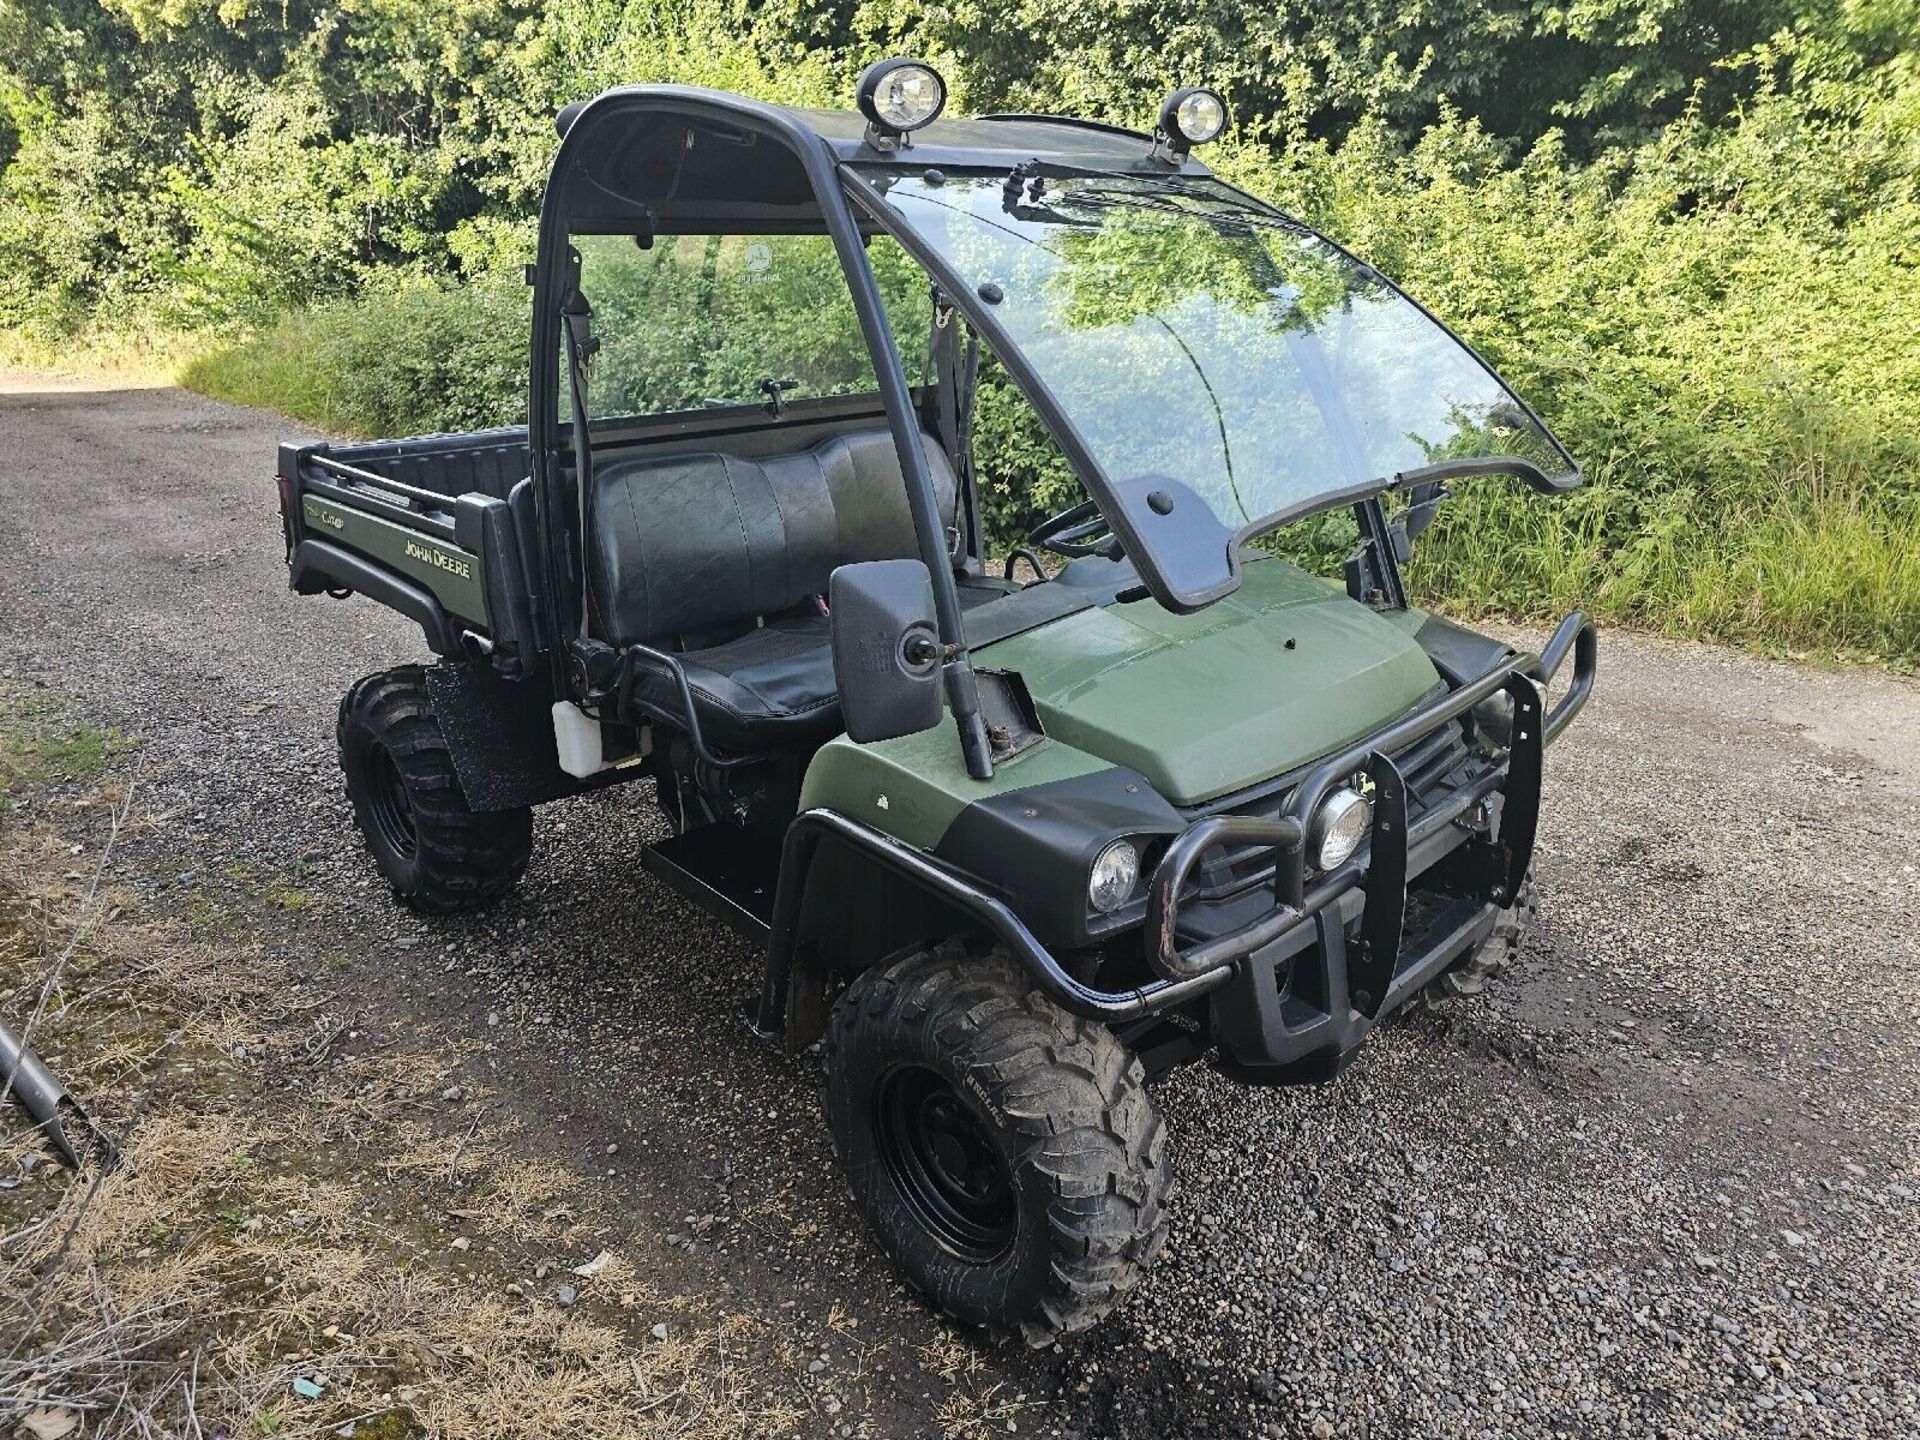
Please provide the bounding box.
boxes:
[276,425,544,673]
[273,391,907,679]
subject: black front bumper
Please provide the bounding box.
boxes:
[1188,804,1510,1081]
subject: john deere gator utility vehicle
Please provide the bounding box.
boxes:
[274,62,1597,1342]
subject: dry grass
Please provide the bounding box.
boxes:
[0,763,805,1438]
[930,1379,1054,1440]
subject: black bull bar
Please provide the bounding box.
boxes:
[758,613,1597,1036]
[1145,613,1595,1018]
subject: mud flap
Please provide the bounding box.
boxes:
[424,662,583,811]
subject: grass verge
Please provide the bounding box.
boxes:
[0,694,123,809]
[0,330,205,388]
[1407,478,1920,671]
[0,704,807,1439]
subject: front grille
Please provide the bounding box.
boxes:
[1176,717,1488,905]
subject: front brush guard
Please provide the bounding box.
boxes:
[758,612,1595,1037]
[1144,612,1593,1016]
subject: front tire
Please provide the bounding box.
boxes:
[337,665,532,914]
[1421,870,1538,1006]
[823,945,1172,1344]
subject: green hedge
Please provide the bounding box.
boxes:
[180,272,531,438]
[179,75,1920,666]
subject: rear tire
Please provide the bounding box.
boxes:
[1420,870,1538,1006]
[337,665,532,914]
[823,944,1172,1345]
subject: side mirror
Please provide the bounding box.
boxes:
[829,560,944,743]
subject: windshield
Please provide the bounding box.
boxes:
[856,167,1576,605]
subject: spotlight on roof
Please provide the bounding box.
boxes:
[857,58,947,148]
[1156,86,1228,156]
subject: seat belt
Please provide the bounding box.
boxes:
[928,286,977,562]
[956,324,981,561]
[560,251,599,635]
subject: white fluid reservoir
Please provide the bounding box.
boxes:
[551,702,605,778]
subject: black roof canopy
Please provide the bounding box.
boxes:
[552,85,1215,235]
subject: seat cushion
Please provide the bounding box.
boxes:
[626,611,844,752]
[589,449,807,646]
[809,428,957,565]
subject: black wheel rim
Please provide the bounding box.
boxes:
[873,1064,1016,1263]
[365,743,417,859]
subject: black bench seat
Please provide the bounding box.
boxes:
[590,425,974,750]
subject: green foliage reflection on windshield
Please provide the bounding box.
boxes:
[864,169,1573,537]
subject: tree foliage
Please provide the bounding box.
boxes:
[3,0,1918,659]
[3,0,1891,329]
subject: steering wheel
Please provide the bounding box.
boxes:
[1027,499,1123,561]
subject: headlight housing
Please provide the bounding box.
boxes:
[1309,787,1372,872]
[1472,690,1515,747]
[857,58,947,138]
[1157,86,1229,152]
[1087,839,1140,913]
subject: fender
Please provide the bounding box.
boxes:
[292,538,462,656]
[754,809,1237,1046]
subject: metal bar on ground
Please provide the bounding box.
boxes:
[1,1016,117,1171]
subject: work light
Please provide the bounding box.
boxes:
[1310,788,1372,872]
[857,58,947,141]
[1088,839,1141,913]
[1158,86,1229,152]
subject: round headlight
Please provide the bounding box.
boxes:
[1310,788,1372,872]
[1158,86,1229,149]
[1472,690,1515,747]
[1088,839,1140,914]
[857,58,947,135]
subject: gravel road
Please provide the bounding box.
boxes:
[4,369,1919,1438]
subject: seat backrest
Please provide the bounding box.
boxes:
[588,426,957,646]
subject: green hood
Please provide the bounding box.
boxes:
[976,560,1440,804]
